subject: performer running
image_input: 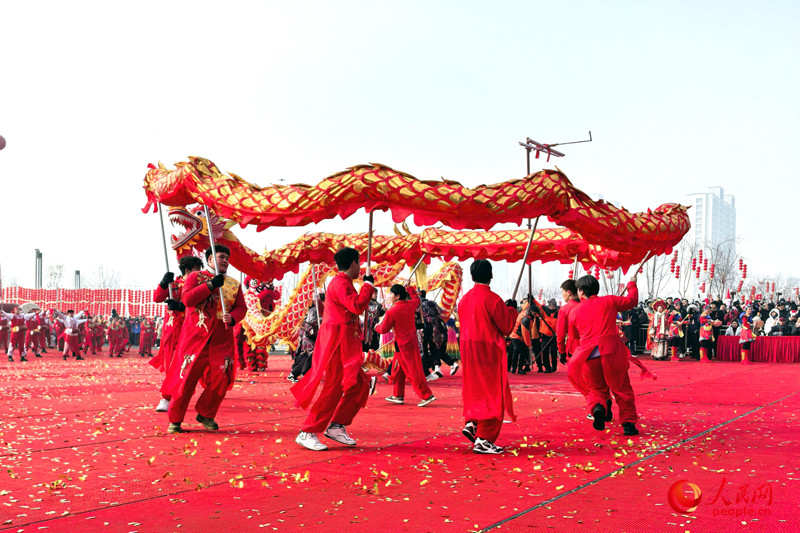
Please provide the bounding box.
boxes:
[165,245,246,434]
[54,309,88,361]
[567,272,640,436]
[25,310,47,358]
[458,259,518,454]
[376,284,436,407]
[291,247,375,451]
[151,256,204,412]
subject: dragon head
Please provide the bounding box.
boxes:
[168,205,228,258]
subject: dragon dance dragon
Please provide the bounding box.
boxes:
[144,156,691,353]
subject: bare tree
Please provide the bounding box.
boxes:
[45,264,65,289]
[643,253,671,299]
[85,265,121,289]
[705,238,740,301]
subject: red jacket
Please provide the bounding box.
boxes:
[458,283,518,422]
[375,293,421,346]
[556,298,580,355]
[567,282,638,392]
[291,272,374,409]
[163,270,246,397]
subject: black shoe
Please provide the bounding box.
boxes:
[537,368,544,373]
[76,355,84,360]
[20,356,28,362]
[167,423,183,434]
[369,375,377,396]
[462,421,477,443]
[116,354,123,358]
[559,355,567,365]
[592,403,606,431]
[63,355,67,361]
[35,354,42,358]
[622,422,639,436]
[196,414,219,431]
[7,356,12,362]
[605,399,613,422]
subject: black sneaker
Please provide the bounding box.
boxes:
[75,355,84,361]
[20,356,27,362]
[592,403,606,431]
[287,374,299,383]
[622,422,639,436]
[462,421,477,443]
[7,355,12,362]
[473,438,504,454]
[196,414,219,431]
[605,399,613,422]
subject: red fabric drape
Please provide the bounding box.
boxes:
[716,336,800,363]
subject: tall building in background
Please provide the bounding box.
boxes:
[685,187,736,251]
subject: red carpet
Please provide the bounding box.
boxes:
[1,351,797,532]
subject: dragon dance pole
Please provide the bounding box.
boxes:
[203,205,227,318]
[311,264,321,328]
[362,211,374,340]
[157,204,174,299]
[512,217,540,301]
[406,254,428,286]
[572,254,579,280]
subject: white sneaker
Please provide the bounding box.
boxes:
[449,362,460,376]
[323,423,356,446]
[385,396,404,404]
[381,372,389,382]
[296,431,328,451]
[473,437,504,454]
[426,372,440,382]
[417,395,436,407]
[156,398,170,412]
[434,365,443,377]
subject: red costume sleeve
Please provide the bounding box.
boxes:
[338,280,374,316]
[153,284,170,303]
[612,281,639,312]
[556,305,569,353]
[182,273,213,308]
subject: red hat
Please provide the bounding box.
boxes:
[652,299,667,311]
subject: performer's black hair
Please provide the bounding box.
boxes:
[179,256,204,275]
[470,259,492,284]
[205,245,231,260]
[334,247,359,271]
[560,279,577,294]
[576,275,600,297]
[390,284,409,301]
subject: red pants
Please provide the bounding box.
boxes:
[26,331,43,354]
[64,334,81,355]
[584,351,638,424]
[301,348,369,433]
[392,344,432,400]
[167,348,226,424]
[467,418,503,443]
[8,332,26,355]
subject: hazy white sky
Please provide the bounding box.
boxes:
[1,0,797,292]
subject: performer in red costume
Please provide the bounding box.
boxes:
[739,317,754,365]
[556,279,581,364]
[567,272,640,436]
[558,279,613,423]
[292,247,375,451]
[165,245,246,434]
[458,259,518,454]
[0,314,9,354]
[54,309,88,361]
[25,310,47,358]
[151,256,204,412]
[138,319,155,357]
[258,282,281,314]
[3,308,37,362]
[375,284,435,407]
